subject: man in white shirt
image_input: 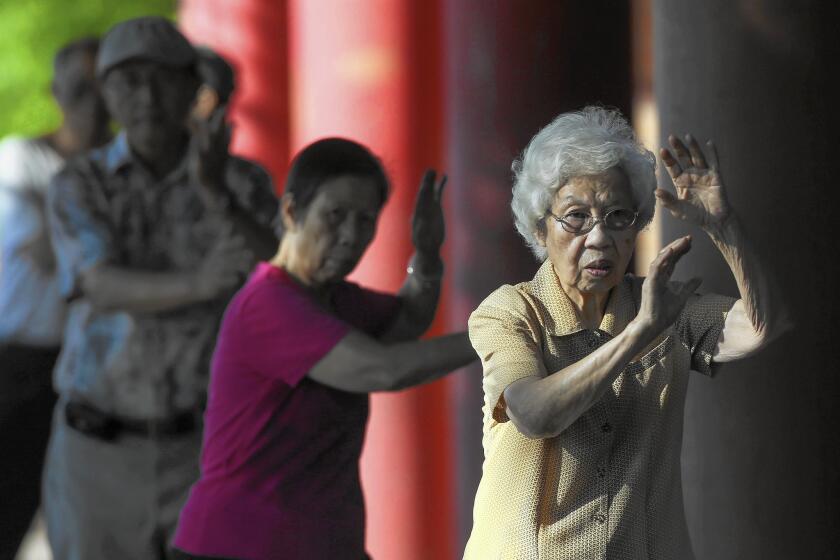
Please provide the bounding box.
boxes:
[0,36,110,559]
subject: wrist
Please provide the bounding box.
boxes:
[408,251,443,278]
[626,316,661,347]
[703,212,739,240]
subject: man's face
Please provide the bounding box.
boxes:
[101,60,198,154]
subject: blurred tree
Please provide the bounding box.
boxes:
[0,0,175,139]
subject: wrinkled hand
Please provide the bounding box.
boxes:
[411,169,447,257]
[636,236,702,338]
[194,227,253,300]
[189,105,232,210]
[658,134,731,229]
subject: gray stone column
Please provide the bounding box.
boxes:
[654,1,837,557]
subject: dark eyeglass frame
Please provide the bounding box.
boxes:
[546,208,639,235]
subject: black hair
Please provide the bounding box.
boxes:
[195,46,235,103]
[275,138,390,237]
[52,37,100,104]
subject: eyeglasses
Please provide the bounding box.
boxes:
[546,208,639,235]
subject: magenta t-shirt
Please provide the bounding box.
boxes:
[174,262,399,560]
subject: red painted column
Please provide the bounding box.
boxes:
[289,2,453,558]
[179,0,290,186]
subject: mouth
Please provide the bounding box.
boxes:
[583,259,613,278]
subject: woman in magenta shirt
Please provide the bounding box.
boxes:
[173,138,476,560]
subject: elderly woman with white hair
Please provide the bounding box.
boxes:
[463,106,788,559]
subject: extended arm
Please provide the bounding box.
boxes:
[308,330,475,393]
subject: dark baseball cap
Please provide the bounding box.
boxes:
[96,16,196,77]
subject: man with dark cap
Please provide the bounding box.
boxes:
[0,36,110,560]
[42,16,278,560]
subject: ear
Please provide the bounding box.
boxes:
[534,218,548,247]
[192,85,219,120]
[280,193,298,231]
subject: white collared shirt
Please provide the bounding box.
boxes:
[0,136,65,346]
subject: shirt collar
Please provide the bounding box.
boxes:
[104,132,132,173]
[103,132,190,183]
[528,259,637,338]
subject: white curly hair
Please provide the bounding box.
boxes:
[511,106,656,261]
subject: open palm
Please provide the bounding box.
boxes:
[657,134,731,228]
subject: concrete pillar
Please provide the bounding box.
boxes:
[653,1,837,557]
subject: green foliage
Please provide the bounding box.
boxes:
[0,0,176,139]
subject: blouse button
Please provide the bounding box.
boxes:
[601,423,612,433]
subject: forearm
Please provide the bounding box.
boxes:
[381,252,443,342]
[80,265,205,313]
[705,215,788,341]
[384,332,475,391]
[507,320,654,438]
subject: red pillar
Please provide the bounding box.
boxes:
[289,2,453,558]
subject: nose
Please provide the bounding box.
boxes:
[583,221,612,250]
[133,78,160,107]
[336,215,366,248]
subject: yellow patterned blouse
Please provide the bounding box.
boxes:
[464,260,735,560]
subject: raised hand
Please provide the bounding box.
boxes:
[189,104,232,209]
[636,235,702,337]
[657,134,731,229]
[411,169,447,258]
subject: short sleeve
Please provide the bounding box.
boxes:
[333,282,401,336]
[47,166,116,298]
[238,280,351,387]
[469,285,546,427]
[225,157,279,228]
[676,290,737,376]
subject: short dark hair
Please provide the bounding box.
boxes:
[196,46,235,103]
[275,138,390,237]
[52,37,100,102]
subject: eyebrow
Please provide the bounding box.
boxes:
[557,196,586,209]
[557,197,630,212]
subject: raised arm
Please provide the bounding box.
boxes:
[658,134,791,361]
[380,169,447,342]
[500,237,701,439]
[189,106,278,261]
[308,330,475,393]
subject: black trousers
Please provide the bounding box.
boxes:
[0,344,59,560]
